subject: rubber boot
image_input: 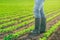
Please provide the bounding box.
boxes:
[40,17,46,34]
[28,18,41,38]
[40,8,46,34]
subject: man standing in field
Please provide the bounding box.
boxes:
[28,0,46,37]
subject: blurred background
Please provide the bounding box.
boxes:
[0,0,60,40]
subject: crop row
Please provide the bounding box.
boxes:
[4,20,60,40]
[0,13,33,22]
[39,21,60,40]
[0,11,60,34]
[3,12,60,40]
[0,10,59,29]
[0,16,34,29]
[1,9,59,22]
[0,18,34,33]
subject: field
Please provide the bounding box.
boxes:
[0,0,60,40]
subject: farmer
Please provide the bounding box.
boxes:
[28,0,46,37]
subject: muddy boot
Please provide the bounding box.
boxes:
[28,18,41,38]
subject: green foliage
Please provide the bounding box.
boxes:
[4,34,14,40]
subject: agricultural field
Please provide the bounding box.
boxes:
[0,0,60,40]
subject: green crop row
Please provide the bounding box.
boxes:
[0,9,59,29]
[0,20,17,29]
[39,21,60,40]
[4,20,60,40]
[1,8,60,21]
[0,16,34,29]
[0,9,59,30]
[0,9,60,27]
[0,10,60,34]
[46,9,60,16]
[0,18,34,33]
[4,25,34,40]
[0,12,33,21]
[47,12,60,22]
[0,12,60,33]
[3,12,60,40]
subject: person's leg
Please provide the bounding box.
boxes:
[28,0,45,36]
[31,0,44,34]
[40,7,46,33]
[33,0,45,34]
[34,0,44,18]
